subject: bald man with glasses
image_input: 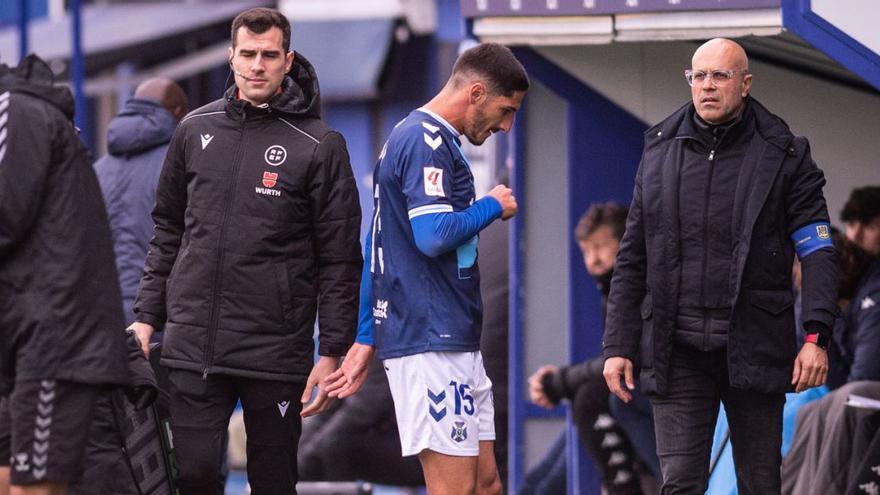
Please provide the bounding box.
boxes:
[602,38,839,494]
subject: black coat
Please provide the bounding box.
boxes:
[134,55,362,382]
[0,55,129,392]
[603,98,839,395]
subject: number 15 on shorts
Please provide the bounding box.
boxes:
[427,380,474,422]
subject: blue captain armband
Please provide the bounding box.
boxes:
[791,222,833,259]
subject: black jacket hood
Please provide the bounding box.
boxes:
[0,54,75,121]
[224,51,322,118]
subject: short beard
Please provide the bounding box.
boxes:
[465,102,490,146]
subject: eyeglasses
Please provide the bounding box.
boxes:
[684,69,749,87]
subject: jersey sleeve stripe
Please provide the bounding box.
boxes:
[408,204,453,219]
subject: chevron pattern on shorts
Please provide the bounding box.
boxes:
[31,379,55,480]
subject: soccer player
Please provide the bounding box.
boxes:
[327,43,528,494]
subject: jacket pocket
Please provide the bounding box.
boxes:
[741,289,796,365]
[166,247,214,326]
[749,289,793,315]
[218,255,288,334]
[275,265,294,326]
[641,293,653,320]
[165,247,188,302]
[639,293,654,368]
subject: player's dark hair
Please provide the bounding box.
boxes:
[841,186,880,223]
[231,8,291,52]
[575,202,628,242]
[452,43,529,97]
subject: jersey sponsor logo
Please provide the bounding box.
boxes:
[816,224,830,240]
[451,421,468,442]
[424,133,443,151]
[278,400,290,417]
[264,145,287,166]
[423,167,445,197]
[373,299,388,319]
[262,171,279,188]
[863,296,876,310]
[422,121,440,134]
[200,133,214,150]
[255,187,281,197]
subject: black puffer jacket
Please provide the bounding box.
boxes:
[134,54,362,382]
[0,55,129,392]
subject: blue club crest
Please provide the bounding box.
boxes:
[451,421,468,442]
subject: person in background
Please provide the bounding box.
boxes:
[524,203,658,495]
[94,78,188,324]
[841,186,880,256]
[781,231,880,495]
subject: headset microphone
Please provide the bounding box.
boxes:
[233,70,255,81]
[229,61,256,81]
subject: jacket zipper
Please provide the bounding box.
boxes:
[202,108,248,379]
[701,146,716,350]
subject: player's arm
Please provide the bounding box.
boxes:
[409,194,503,258]
[399,125,516,257]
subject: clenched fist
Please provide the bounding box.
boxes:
[487,184,518,220]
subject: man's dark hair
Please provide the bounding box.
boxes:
[451,43,529,97]
[574,202,628,242]
[231,8,291,52]
[841,186,880,223]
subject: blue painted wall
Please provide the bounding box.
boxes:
[0,0,46,27]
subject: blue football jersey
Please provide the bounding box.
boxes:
[368,109,483,359]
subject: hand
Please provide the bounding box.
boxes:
[528,365,559,409]
[487,185,518,221]
[127,322,155,358]
[325,343,375,399]
[301,356,341,417]
[791,342,828,393]
[603,357,635,403]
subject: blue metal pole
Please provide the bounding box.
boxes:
[508,96,527,492]
[18,0,28,62]
[70,0,90,147]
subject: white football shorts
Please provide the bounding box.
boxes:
[383,350,495,457]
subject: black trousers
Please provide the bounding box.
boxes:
[168,369,305,495]
[650,345,784,495]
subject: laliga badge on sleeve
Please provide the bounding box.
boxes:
[423,167,445,197]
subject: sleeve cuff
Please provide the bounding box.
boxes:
[479,196,504,219]
[135,312,164,329]
[318,342,349,357]
[803,320,831,338]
